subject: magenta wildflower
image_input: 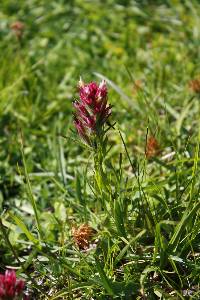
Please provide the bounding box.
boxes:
[0,270,25,300]
[73,79,111,144]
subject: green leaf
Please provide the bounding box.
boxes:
[114,229,146,266]
[95,257,115,296]
[168,202,200,252]
[9,212,39,246]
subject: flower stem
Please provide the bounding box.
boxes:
[93,135,110,210]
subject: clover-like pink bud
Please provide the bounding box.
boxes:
[0,270,26,299]
[73,79,111,144]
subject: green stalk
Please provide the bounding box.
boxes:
[20,133,42,240]
[93,134,110,198]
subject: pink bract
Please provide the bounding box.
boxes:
[0,270,25,299]
[73,79,111,144]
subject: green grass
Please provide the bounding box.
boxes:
[0,0,200,299]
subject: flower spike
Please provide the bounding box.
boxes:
[73,79,111,144]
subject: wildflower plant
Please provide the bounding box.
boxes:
[73,78,129,239]
[0,270,26,300]
[73,79,112,202]
[10,21,25,40]
[189,77,200,94]
[72,223,94,249]
[145,135,160,159]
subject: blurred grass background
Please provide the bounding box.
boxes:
[0,0,200,174]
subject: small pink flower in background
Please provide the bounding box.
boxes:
[145,136,160,159]
[0,270,26,300]
[73,79,111,144]
[189,77,200,94]
[10,21,25,39]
